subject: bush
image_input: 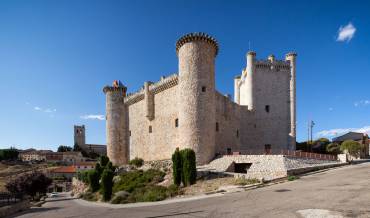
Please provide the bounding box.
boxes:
[172,148,182,186]
[100,169,114,201]
[129,157,144,167]
[288,175,298,181]
[77,171,90,184]
[167,184,181,197]
[88,170,100,192]
[181,149,196,186]
[340,140,363,159]
[106,161,116,172]
[81,191,98,202]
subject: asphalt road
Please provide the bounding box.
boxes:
[13,163,370,218]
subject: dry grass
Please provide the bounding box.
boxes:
[182,177,236,195]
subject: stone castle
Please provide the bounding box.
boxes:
[74,125,107,156]
[103,32,297,166]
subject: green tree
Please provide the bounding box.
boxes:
[57,145,72,152]
[95,163,103,177]
[99,156,109,168]
[326,143,341,155]
[171,148,182,186]
[129,157,144,167]
[340,140,363,159]
[0,147,19,160]
[181,148,196,186]
[88,170,100,192]
[100,169,114,201]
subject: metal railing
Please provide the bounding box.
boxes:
[0,192,21,207]
[218,149,337,161]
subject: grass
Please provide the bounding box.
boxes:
[234,178,259,186]
[288,175,298,181]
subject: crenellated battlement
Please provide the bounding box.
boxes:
[124,73,179,105]
[254,59,290,70]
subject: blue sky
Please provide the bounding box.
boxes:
[0,0,369,151]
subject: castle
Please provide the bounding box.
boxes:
[103,33,297,166]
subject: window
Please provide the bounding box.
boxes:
[149,126,152,133]
[236,130,239,138]
[175,119,179,128]
[202,86,206,92]
[254,124,257,128]
[265,105,270,113]
[265,144,272,154]
[216,122,219,132]
[129,130,131,136]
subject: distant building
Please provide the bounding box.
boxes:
[49,166,76,181]
[74,125,106,156]
[45,151,85,164]
[333,132,369,158]
[74,161,96,171]
[18,149,52,162]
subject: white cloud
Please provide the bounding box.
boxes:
[336,22,356,42]
[328,107,334,111]
[80,114,105,121]
[34,106,42,111]
[33,105,57,114]
[317,125,370,138]
[354,100,370,107]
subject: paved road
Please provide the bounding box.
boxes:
[14,163,370,218]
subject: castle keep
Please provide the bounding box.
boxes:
[103,33,297,166]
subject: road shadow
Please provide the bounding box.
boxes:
[274,189,291,192]
[145,210,204,218]
[8,206,61,218]
[46,197,78,203]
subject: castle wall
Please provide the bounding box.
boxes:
[128,84,179,161]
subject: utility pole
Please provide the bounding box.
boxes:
[310,120,315,146]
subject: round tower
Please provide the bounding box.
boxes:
[176,32,218,165]
[285,52,297,150]
[103,81,129,166]
[246,51,256,110]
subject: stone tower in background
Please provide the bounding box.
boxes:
[103,81,129,166]
[74,125,85,147]
[176,33,218,165]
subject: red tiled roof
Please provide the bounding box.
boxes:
[51,166,76,173]
[74,162,96,166]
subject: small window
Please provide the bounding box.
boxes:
[236,130,239,138]
[175,119,179,128]
[216,122,219,132]
[149,126,152,133]
[129,130,131,136]
[254,124,257,128]
[202,86,206,92]
[265,105,270,113]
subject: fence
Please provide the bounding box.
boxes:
[219,149,337,161]
[0,192,21,207]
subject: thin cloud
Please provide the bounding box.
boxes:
[328,107,334,111]
[336,22,356,42]
[33,105,57,113]
[34,106,42,111]
[354,100,370,107]
[80,114,105,121]
[317,125,370,138]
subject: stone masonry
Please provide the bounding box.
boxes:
[103,32,297,166]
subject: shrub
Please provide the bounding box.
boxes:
[167,184,181,197]
[106,161,116,172]
[100,169,114,201]
[181,149,196,186]
[81,191,98,202]
[88,170,100,192]
[172,148,182,186]
[129,157,144,167]
[288,175,298,181]
[340,140,363,158]
[95,163,103,177]
[77,171,90,184]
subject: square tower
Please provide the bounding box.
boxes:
[74,125,86,147]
